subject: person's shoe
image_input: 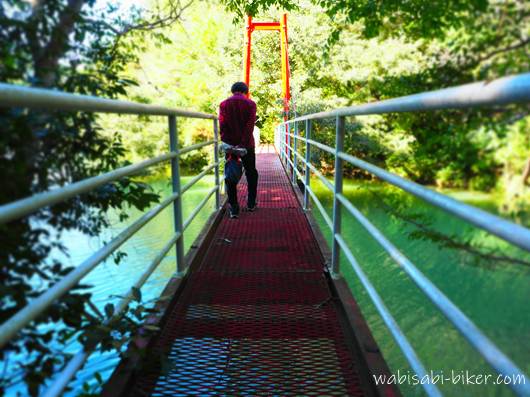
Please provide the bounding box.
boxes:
[245,203,257,212]
[229,208,239,219]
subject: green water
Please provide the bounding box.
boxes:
[309,177,530,396]
[19,176,218,396]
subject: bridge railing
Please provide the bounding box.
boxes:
[275,73,530,397]
[0,83,222,396]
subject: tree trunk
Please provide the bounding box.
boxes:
[33,0,85,87]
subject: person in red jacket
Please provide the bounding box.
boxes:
[219,82,258,218]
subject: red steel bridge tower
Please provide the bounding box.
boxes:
[242,14,291,150]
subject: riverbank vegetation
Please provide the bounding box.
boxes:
[99,0,530,211]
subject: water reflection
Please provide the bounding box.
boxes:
[310,179,530,397]
[8,176,217,396]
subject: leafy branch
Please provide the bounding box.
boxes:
[87,0,194,56]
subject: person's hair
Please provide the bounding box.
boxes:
[231,81,249,94]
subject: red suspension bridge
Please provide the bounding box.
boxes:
[0,13,530,397]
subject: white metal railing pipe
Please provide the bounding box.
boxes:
[274,71,530,397]
[0,140,215,226]
[0,81,223,396]
[280,129,285,160]
[288,72,530,122]
[42,231,182,397]
[288,132,335,155]
[334,233,442,397]
[182,186,219,230]
[213,120,221,209]
[114,231,182,315]
[281,133,286,164]
[42,351,90,397]
[331,116,345,275]
[292,121,298,185]
[305,184,333,230]
[287,123,292,175]
[284,133,333,229]
[306,137,335,155]
[284,151,304,185]
[168,116,185,274]
[181,162,220,195]
[337,151,530,253]
[336,193,530,396]
[178,139,215,155]
[303,120,311,210]
[284,150,296,172]
[0,192,179,349]
[0,83,216,119]
[292,160,305,183]
[299,155,334,192]
[0,152,176,225]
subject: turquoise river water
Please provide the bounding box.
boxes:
[309,178,530,397]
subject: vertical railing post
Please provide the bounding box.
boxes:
[213,118,221,210]
[331,116,345,277]
[282,121,289,165]
[287,122,291,174]
[274,125,278,154]
[285,123,289,166]
[277,126,280,158]
[280,125,285,164]
[303,119,311,210]
[276,126,279,156]
[168,116,185,274]
[292,121,298,185]
[280,125,284,161]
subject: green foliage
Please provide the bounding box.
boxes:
[221,0,488,40]
[318,0,489,39]
[288,0,529,195]
[180,151,209,173]
[98,1,241,168]
[220,0,298,19]
[0,0,190,395]
[212,0,529,198]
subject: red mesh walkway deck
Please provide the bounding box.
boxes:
[129,145,366,396]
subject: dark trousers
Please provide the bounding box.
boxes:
[226,148,258,212]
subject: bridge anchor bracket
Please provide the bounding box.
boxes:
[173,270,187,279]
[330,271,341,280]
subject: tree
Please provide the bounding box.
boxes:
[221,0,529,193]
[0,1,191,395]
[221,0,489,38]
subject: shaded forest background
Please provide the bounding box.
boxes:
[103,0,530,204]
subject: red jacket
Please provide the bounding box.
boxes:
[219,93,256,149]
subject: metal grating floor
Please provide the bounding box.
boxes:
[129,145,365,396]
